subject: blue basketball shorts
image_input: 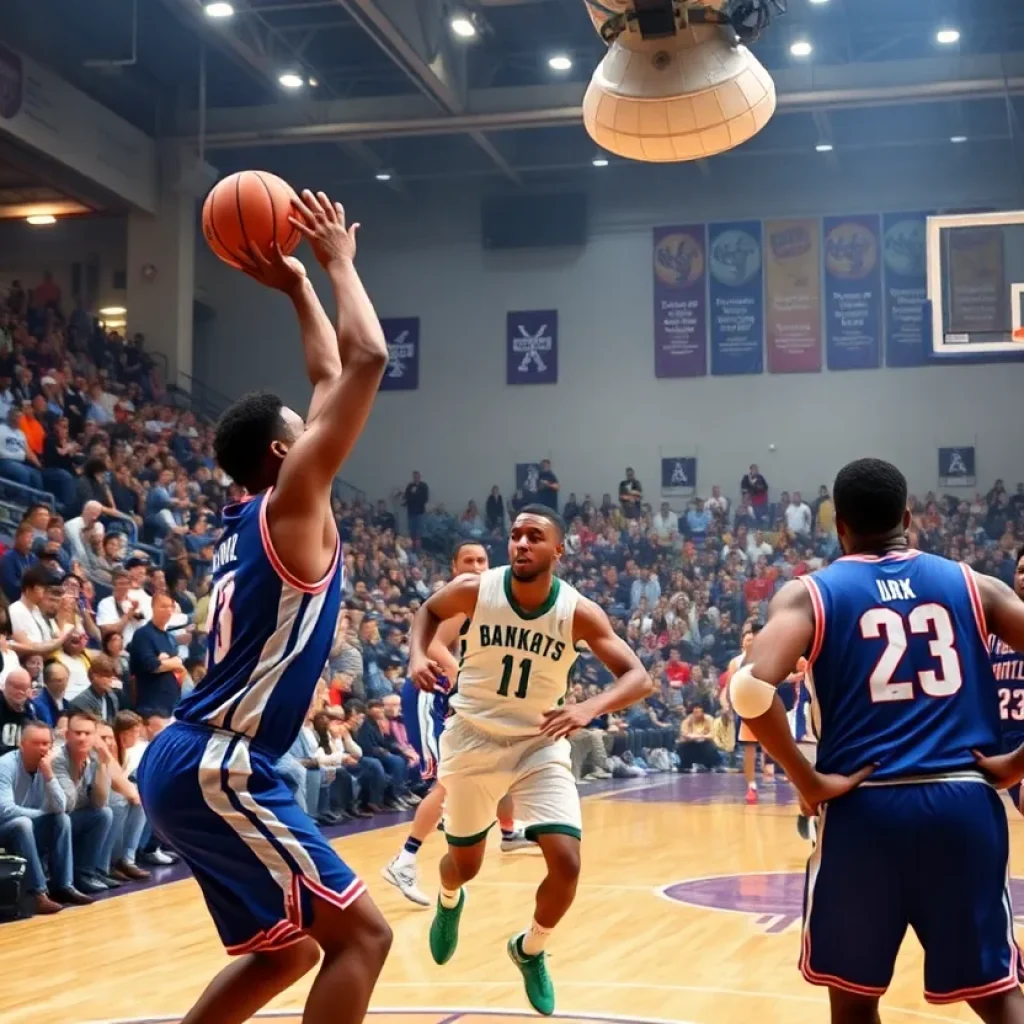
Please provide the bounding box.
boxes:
[801,774,1023,1004]
[401,677,448,780]
[1003,730,1024,815]
[138,721,364,955]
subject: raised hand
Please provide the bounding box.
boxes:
[242,240,308,296]
[289,189,359,269]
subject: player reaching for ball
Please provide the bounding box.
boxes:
[408,505,653,1015]
[138,190,392,1024]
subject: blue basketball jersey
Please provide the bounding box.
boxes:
[990,633,1024,737]
[803,550,1000,780]
[175,492,342,759]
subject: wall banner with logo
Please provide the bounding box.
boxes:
[938,447,976,488]
[653,225,708,378]
[764,218,822,373]
[708,220,764,376]
[661,456,697,496]
[516,462,541,500]
[882,212,930,368]
[824,214,883,370]
[378,317,419,391]
[507,310,558,385]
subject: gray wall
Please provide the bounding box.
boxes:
[194,147,1024,508]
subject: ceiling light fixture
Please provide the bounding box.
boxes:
[592,156,609,167]
[375,171,393,182]
[308,77,319,88]
[450,15,477,39]
[790,40,813,57]
[808,0,830,4]
[950,135,968,143]
[99,306,127,316]
[815,142,834,153]
[936,28,960,44]
[204,2,234,17]
[26,214,56,225]
[548,54,573,72]
[278,72,304,89]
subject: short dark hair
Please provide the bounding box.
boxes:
[515,503,566,540]
[833,458,907,538]
[21,720,52,737]
[214,390,285,491]
[451,540,487,565]
[68,709,99,726]
[20,564,61,592]
[344,699,366,717]
[1016,545,1024,567]
[366,698,383,709]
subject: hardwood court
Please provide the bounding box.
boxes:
[0,774,1011,1024]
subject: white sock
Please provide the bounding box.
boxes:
[748,781,758,791]
[439,885,462,909]
[520,920,553,957]
[395,848,417,870]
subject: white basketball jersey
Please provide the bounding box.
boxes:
[450,566,580,737]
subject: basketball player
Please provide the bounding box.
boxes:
[408,505,652,1016]
[992,546,1024,814]
[732,458,1024,1022]
[383,540,532,908]
[727,621,764,804]
[137,191,393,1024]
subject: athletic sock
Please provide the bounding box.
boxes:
[403,836,423,856]
[499,816,516,839]
[519,920,553,957]
[748,781,758,791]
[439,885,462,909]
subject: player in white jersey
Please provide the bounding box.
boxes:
[409,505,652,1015]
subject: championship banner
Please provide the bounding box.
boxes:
[709,221,764,376]
[882,213,930,368]
[764,218,822,373]
[948,227,1007,335]
[507,310,557,385]
[824,214,883,370]
[938,447,976,488]
[516,462,541,499]
[378,317,419,391]
[661,456,697,496]
[653,225,708,378]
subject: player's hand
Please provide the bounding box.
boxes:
[540,703,593,740]
[798,764,876,814]
[409,655,443,693]
[973,747,1024,790]
[289,189,359,269]
[242,240,307,295]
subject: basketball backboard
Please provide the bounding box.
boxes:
[927,210,1024,361]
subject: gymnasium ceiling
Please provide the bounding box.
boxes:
[2,0,1024,194]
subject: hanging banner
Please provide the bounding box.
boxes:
[824,214,883,370]
[882,212,930,368]
[938,447,976,488]
[764,218,822,373]
[947,227,1007,335]
[661,456,697,496]
[378,317,419,391]
[653,225,708,377]
[516,462,541,500]
[507,310,558,385]
[709,221,764,376]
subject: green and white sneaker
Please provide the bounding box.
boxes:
[507,934,555,1015]
[429,889,466,965]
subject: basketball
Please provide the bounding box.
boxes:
[201,170,302,271]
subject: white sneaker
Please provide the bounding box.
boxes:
[381,858,431,907]
[500,830,537,853]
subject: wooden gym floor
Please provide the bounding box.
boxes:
[0,773,1014,1024]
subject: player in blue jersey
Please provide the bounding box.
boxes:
[732,458,1024,1023]
[383,540,532,907]
[137,190,392,1024]
[993,546,1024,814]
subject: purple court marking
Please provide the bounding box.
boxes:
[660,872,1024,933]
[608,773,800,806]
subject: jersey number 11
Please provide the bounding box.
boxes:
[497,655,532,699]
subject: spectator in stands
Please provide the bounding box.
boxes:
[0,720,92,913]
[0,669,38,755]
[704,485,729,518]
[65,500,103,564]
[485,485,505,532]
[34,661,70,728]
[784,491,813,543]
[813,484,835,536]
[9,565,66,663]
[653,502,678,540]
[618,467,642,518]
[740,463,769,520]
[685,498,711,540]
[537,458,560,511]
[354,698,412,808]
[402,470,429,546]
[128,592,183,716]
[109,462,143,524]
[96,570,144,647]
[19,397,46,461]
[0,522,37,602]
[458,501,485,538]
[676,705,720,772]
[0,404,44,490]
[94,719,149,882]
[69,655,121,724]
[51,709,114,895]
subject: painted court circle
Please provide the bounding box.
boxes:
[96,1009,681,1024]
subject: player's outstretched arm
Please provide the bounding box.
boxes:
[742,581,874,812]
[541,598,653,739]
[409,574,481,692]
[428,614,469,681]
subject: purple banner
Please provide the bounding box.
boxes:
[507,309,557,385]
[882,212,929,367]
[709,221,764,375]
[824,214,882,370]
[378,317,419,391]
[653,225,708,377]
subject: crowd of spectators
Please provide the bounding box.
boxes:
[0,274,1023,917]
